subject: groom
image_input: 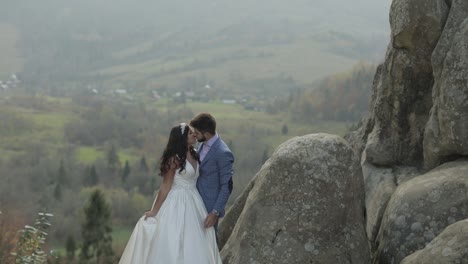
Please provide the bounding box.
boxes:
[190,113,234,238]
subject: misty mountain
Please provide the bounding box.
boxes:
[0,0,391,95]
[4,0,390,34]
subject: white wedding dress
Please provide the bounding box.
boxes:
[119,161,222,264]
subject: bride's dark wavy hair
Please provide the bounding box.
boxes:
[159,124,199,176]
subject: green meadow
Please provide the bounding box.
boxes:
[0,96,349,164]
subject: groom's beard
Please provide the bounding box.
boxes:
[197,135,207,142]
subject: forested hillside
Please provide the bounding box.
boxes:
[0,0,390,262]
[289,63,376,122]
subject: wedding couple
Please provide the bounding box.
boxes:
[119,113,234,264]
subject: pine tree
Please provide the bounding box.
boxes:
[80,189,114,264]
[84,165,99,186]
[57,159,67,186]
[89,165,98,186]
[107,144,120,170]
[139,156,149,173]
[53,183,62,200]
[122,160,131,183]
[65,235,76,261]
[281,124,289,135]
[82,166,90,186]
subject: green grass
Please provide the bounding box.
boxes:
[119,149,140,164]
[76,147,104,163]
[0,105,74,159]
[24,112,73,147]
[0,148,25,161]
[76,147,140,165]
[32,112,71,129]
[112,226,133,249]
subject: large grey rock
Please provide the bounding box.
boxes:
[218,172,259,250]
[424,1,468,169]
[361,161,396,244]
[221,134,370,264]
[375,160,468,264]
[431,0,468,78]
[401,219,468,264]
[362,159,421,245]
[362,0,448,167]
[344,1,468,262]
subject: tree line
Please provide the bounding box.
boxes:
[266,62,376,122]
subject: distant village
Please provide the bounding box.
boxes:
[0,74,20,90]
[0,72,264,111]
[85,82,263,111]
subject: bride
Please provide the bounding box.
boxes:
[119,123,222,264]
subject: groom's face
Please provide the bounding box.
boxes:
[193,128,207,142]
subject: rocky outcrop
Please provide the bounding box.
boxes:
[400,219,468,264]
[423,0,468,169]
[374,160,468,264]
[221,134,370,264]
[344,0,468,262]
[362,0,448,167]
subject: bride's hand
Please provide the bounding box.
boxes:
[144,210,157,220]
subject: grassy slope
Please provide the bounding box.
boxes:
[98,38,357,92]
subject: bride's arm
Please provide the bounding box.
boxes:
[144,158,178,219]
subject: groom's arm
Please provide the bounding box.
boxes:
[212,149,234,218]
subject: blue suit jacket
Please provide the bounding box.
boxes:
[196,137,234,218]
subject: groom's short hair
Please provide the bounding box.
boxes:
[190,113,216,135]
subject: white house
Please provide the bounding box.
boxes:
[222,99,236,104]
[115,89,127,95]
[152,91,161,100]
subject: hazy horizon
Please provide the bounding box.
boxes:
[1,0,391,84]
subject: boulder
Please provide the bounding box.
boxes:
[362,159,421,246]
[375,160,468,264]
[221,134,370,264]
[401,219,468,264]
[218,172,259,249]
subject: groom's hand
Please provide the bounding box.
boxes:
[204,213,218,228]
